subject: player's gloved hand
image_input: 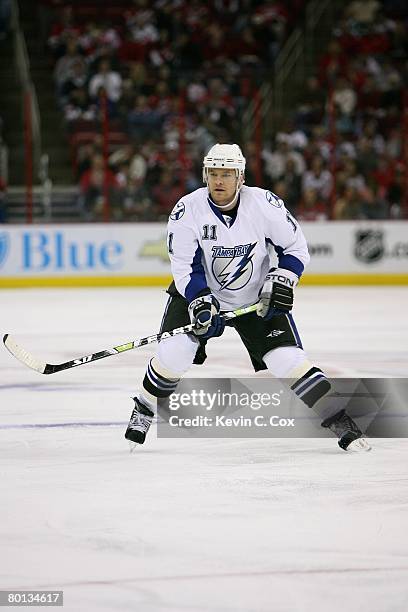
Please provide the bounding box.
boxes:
[188,294,225,339]
[256,267,298,320]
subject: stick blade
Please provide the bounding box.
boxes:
[3,334,47,374]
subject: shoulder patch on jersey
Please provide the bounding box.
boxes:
[266,191,283,208]
[170,201,185,221]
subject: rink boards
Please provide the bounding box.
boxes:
[0,221,407,287]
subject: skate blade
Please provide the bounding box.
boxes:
[347,437,371,452]
[128,441,138,453]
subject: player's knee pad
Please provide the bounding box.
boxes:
[263,346,310,378]
[156,334,198,376]
[143,357,181,399]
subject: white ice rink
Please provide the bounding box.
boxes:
[1,287,408,612]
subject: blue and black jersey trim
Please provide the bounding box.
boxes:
[185,244,208,303]
[265,239,305,277]
[207,194,241,228]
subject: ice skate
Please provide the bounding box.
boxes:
[125,397,154,445]
[321,409,371,452]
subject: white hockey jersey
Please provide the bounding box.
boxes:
[167,186,310,311]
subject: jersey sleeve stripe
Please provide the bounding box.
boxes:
[268,242,305,277]
[185,244,208,303]
[278,254,305,277]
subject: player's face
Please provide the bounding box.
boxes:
[207,168,238,207]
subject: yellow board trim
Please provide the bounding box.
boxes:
[0,276,173,288]
[301,274,408,285]
[0,274,408,289]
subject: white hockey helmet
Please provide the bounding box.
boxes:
[202,143,246,183]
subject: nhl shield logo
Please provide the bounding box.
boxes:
[0,232,9,268]
[354,230,384,263]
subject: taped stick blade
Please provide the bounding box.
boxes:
[3,334,47,374]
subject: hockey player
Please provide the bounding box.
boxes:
[125,143,371,452]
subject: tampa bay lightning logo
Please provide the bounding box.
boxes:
[212,242,256,291]
[266,191,283,208]
[170,201,185,221]
[0,232,9,268]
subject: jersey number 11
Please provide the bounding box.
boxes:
[202,224,217,240]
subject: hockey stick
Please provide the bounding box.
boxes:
[3,303,258,375]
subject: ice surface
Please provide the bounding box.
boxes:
[1,287,408,612]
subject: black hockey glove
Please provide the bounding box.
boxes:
[188,294,225,339]
[256,267,298,320]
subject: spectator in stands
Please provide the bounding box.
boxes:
[302,126,331,164]
[379,59,403,108]
[47,5,81,59]
[64,86,97,122]
[302,155,333,204]
[43,0,406,222]
[358,74,381,113]
[278,121,309,151]
[109,144,146,183]
[123,175,154,221]
[332,77,357,133]
[123,61,148,96]
[251,0,289,61]
[88,58,122,104]
[112,161,147,221]
[76,136,103,180]
[297,187,328,221]
[126,2,159,45]
[294,76,325,133]
[189,120,216,160]
[201,23,228,63]
[242,141,266,186]
[76,21,121,67]
[170,33,202,71]
[230,26,261,64]
[361,119,385,154]
[146,141,187,186]
[341,158,373,205]
[78,153,120,220]
[333,185,364,220]
[385,127,401,159]
[356,136,378,177]
[372,153,395,200]
[59,60,88,106]
[128,95,164,141]
[129,147,148,183]
[319,39,349,85]
[151,168,184,220]
[275,157,302,214]
[345,1,381,25]
[263,136,305,182]
[54,36,87,95]
[200,97,237,137]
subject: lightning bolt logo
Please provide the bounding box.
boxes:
[216,243,256,290]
